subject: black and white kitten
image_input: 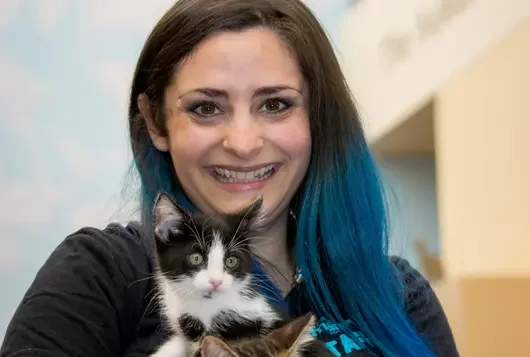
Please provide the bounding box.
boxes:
[151,193,283,357]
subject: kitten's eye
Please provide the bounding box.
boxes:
[189,253,204,266]
[224,256,239,269]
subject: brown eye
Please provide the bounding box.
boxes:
[260,98,288,113]
[224,256,239,269]
[190,102,221,117]
[189,253,204,266]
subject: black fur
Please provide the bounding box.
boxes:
[178,314,206,341]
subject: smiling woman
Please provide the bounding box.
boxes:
[1,1,458,357]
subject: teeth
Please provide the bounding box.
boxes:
[213,164,276,183]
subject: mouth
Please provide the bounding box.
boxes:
[208,163,281,183]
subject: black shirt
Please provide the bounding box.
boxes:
[0,223,459,357]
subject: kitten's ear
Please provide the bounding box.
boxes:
[237,196,266,230]
[265,313,316,355]
[153,192,187,243]
[200,336,238,357]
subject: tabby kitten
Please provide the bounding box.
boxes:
[151,193,283,357]
[200,314,333,357]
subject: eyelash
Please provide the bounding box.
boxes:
[186,98,294,119]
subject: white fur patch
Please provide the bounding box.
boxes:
[157,274,184,333]
[193,231,233,293]
[150,334,187,357]
[206,232,225,283]
[156,272,280,334]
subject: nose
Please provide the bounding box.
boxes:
[222,116,263,159]
[208,279,223,289]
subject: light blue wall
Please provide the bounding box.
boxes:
[0,0,177,337]
[380,155,440,273]
[0,0,358,339]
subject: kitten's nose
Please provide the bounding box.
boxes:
[208,279,223,289]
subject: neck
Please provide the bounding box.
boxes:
[251,210,294,296]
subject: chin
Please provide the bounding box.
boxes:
[220,194,281,213]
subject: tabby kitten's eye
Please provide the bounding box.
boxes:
[189,253,204,266]
[224,256,239,269]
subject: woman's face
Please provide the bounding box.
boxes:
[146,27,311,221]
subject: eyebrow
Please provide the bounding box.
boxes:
[179,85,302,99]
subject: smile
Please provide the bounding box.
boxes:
[209,164,280,183]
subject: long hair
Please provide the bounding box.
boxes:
[127,0,434,356]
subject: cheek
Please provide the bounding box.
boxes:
[269,117,311,163]
[193,270,210,290]
[165,115,217,166]
[169,277,194,296]
[222,272,234,288]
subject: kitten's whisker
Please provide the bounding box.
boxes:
[229,237,263,253]
[189,218,206,251]
[170,282,195,298]
[247,282,285,303]
[144,287,162,317]
[182,221,203,249]
[230,203,260,250]
[201,216,214,248]
[127,274,158,287]
[252,255,292,284]
[248,281,280,295]
[234,247,256,258]
[229,235,255,251]
[230,235,273,253]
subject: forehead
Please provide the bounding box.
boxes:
[173,27,303,94]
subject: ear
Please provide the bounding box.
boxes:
[265,314,316,355]
[153,192,187,243]
[236,196,266,230]
[200,336,238,357]
[137,93,169,152]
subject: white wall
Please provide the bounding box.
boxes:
[0,0,177,338]
[339,0,530,142]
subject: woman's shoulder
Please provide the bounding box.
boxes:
[55,221,152,275]
[26,220,155,306]
[70,220,148,250]
[389,256,459,356]
[389,255,426,286]
[389,255,439,317]
[1,222,157,357]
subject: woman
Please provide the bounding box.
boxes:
[1,0,458,356]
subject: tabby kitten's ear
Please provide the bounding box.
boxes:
[153,192,188,243]
[200,336,238,357]
[265,313,316,356]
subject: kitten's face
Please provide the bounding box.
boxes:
[200,314,319,357]
[153,193,264,299]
